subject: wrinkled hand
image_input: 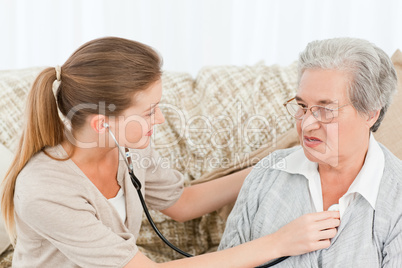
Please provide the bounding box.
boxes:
[273,211,340,257]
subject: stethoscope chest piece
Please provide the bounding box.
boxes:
[328,204,340,211]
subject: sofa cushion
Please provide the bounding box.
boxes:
[153,62,298,181]
[0,67,45,152]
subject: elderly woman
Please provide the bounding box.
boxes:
[218,37,402,267]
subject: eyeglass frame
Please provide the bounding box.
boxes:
[283,97,353,123]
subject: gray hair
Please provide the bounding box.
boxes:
[298,37,397,132]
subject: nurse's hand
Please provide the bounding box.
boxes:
[272,211,340,257]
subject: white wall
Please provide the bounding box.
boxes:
[1,0,401,76]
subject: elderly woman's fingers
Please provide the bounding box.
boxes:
[273,211,341,256]
[317,228,338,240]
[313,239,332,250]
[315,217,341,231]
[310,211,340,221]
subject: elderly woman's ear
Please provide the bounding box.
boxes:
[366,110,381,129]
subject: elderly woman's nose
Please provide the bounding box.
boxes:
[301,111,320,131]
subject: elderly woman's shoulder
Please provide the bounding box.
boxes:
[379,144,402,175]
[252,146,300,172]
[267,146,300,163]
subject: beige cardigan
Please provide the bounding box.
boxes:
[12,144,183,268]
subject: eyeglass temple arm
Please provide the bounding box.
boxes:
[283,97,296,107]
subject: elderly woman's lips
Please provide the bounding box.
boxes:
[303,136,322,147]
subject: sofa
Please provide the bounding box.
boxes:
[1,50,401,267]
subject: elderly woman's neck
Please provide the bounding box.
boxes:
[318,139,369,210]
[319,133,370,177]
[319,150,367,181]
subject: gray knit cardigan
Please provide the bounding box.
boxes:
[218,145,402,267]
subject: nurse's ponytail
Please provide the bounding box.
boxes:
[1,67,65,243]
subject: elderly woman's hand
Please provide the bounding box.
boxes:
[273,211,340,257]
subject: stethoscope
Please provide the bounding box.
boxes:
[104,123,288,267]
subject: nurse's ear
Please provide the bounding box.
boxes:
[366,109,381,129]
[90,114,108,133]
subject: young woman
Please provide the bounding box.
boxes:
[0,37,340,268]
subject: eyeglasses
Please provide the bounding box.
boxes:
[283,97,352,123]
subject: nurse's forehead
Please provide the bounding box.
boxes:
[133,99,160,112]
[131,85,162,109]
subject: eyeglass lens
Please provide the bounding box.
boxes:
[286,103,333,122]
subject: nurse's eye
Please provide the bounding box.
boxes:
[147,110,156,117]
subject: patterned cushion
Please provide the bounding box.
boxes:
[153,63,298,181]
[0,67,45,152]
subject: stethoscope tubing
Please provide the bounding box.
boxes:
[131,170,288,267]
[129,170,193,258]
[104,123,287,266]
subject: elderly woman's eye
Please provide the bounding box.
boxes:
[298,103,307,108]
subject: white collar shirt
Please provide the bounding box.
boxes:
[272,134,384,219]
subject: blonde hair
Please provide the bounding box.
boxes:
[0,37,162,242]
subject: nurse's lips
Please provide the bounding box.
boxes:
[303,136,322,148]
[145,129,153,136]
